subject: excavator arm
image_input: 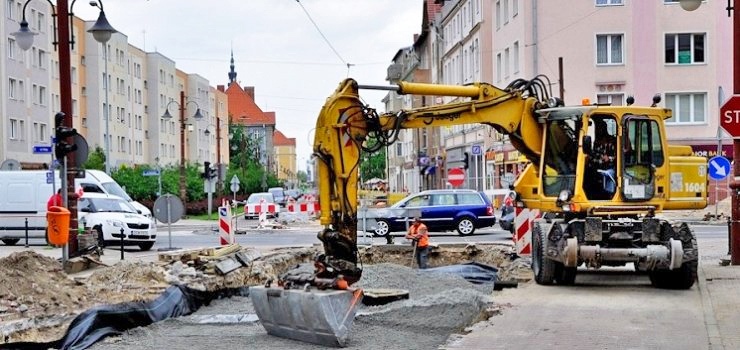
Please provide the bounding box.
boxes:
[308,77,553,286]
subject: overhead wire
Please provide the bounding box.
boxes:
[295,0,350,68]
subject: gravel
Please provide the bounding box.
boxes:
[89,263,495,350]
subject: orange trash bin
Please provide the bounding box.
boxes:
[47,206,71,246]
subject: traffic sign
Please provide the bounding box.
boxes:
[32,145,53,154]
[471,144,482,156]
[720,96,740,137]
[708,156,731,181]
[46,171,53,184]
[143,169,160,176]
[448,168,465,187]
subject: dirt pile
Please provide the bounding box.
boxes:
[86,262,170,304]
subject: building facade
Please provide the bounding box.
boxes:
[273,129,297,187]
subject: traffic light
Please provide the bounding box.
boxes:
[463,152,470,170]
[208,164,217,179]
[54,112,77,160]
[202,161,210,179]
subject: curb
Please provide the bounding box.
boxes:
[697,262,725,350]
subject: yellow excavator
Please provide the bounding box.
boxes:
[249,77,707,347]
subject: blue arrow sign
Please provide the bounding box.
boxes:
[708,156,731,181]
[142,169,161,176]
[32,145,53,154]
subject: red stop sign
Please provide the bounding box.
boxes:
[448,168,466,187]
[720,96,740,137]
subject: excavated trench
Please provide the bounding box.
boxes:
[2,244,532,349]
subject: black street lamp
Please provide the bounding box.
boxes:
[161,91,204,202]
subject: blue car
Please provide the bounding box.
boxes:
[366,189,496,236]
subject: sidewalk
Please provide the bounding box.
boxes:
[448,231,740,350]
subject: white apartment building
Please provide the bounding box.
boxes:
[1,0,54,168]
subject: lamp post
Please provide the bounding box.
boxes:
[88,1,115,175]
[680,0,740,264]
[12,0,115,258]
[162,91,204,202]
[204,119,226,191]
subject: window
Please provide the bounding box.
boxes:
[665,92,706,124]
[10,119,18,140]
[596,93,624,106]
[665,33,705,64]
[37,49,47,69]
[38,86,46,105]
[596,34,623,64]
[596,0,623,5]
[6,0,14,19]
[622,117,662,200]
[457,194,484,205]
[8,78,17,99]
[496,1,501,29]
[513,41,520,73]
[7,37,15,59]
[504,48,510,78]
[503,0,509,23]
[37,12,45,32]
[496,53,502,82]
[431,194,455,205]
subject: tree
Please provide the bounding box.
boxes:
[83,146,106,170]
[297,170,307,183]
[360,139,386,182]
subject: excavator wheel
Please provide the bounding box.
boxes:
[649,225,698,290]
[532,222,557,285]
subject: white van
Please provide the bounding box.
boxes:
[0,169,152,245]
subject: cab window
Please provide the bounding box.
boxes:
[622,116,660,200]
[542,119,580,196]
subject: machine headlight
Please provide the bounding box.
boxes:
[558,190,571,202]
[106,220,124,228]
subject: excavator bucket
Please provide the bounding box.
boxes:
[250,286,363,347]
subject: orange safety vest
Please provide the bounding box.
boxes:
[408,223,429,248]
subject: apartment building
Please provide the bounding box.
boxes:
[0,3,227,172]
[274,129,297,187]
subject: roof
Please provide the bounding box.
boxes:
[273,129,296,146]
[225,82,276,125]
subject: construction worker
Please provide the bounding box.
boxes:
[405,217,430,269]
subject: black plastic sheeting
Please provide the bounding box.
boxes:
[1,285,249,350]
[422,262,499,284]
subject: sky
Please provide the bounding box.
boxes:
[74,0,425,171]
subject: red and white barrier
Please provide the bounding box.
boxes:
[245,202,278,215]
[218,200,234,245]
[514,207,541,256]
[286,201,321,213]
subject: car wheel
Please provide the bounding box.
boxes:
[1,239,20,246]
[373,219,391,237]
[95,227,106,248]
[456,217,476,236]
[138,242,155,251]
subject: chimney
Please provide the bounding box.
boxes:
[217,85,225,92]
[245,87,255,99]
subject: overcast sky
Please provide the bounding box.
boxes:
[74,0,424,171]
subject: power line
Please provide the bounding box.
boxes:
[172,57,387,67]
[295,0,349,67]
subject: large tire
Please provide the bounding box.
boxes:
[556,266,577,285]
[1,239,20,246]
[373,219,391,237]
[532,223,557,285]
[456,217,476,236]
[650,230,698,290]
[138,242,155,251]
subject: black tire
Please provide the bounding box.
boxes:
[650,231,698,290]
[456,217,476,236]
[95,227,106,248]
[373,219,391,237]
[1,239,20,246]
[532,223,557,285]
[138,242,155,251]
[555,266,577,285]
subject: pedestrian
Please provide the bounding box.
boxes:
[47,189,62,210]
[405,217,430,269]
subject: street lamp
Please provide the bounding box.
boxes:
[679,0,740,265]
[11,0,115,259]
[161,91,204,201]
[87,1,117,175]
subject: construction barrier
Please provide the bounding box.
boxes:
[245,202,278,215]
[286,201,321,214]
[513,207,541,256]
[218,201,234,245]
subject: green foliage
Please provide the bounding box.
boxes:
[111,163,208,202]
[360,140,386,181]
[297,170,307,183]
[83,146,106,171]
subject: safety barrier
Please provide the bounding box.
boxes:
[513,207,541,256]
[218,200,234,245]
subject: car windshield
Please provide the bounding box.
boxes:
[87,198,138,213]
[269,188,284,197]
[248,193,274,204]
[101,182,133,201]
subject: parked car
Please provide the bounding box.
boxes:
[78,193,157,251]
[286,189,303,201]
[498,191,516,233]
[245,192,279,219]
[359,189,495,236]
[268,187,287,207]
